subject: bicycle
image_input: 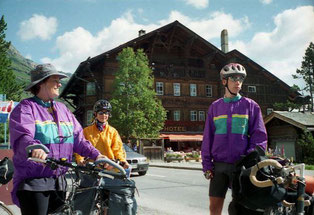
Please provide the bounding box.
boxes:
[0,156,15,215]
[249,159,313,215]
[229,146,313,215]
[26,144,127,215]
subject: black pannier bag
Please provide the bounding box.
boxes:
[102,177,137,215]
[230,146,286,212]
[0,157,14,185]
[74,174,137,215]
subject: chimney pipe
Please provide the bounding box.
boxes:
[221,29,229,53]
[139,29,146,37]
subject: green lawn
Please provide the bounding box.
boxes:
[305,164,314,170]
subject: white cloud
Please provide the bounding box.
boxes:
[159,11,250,40]
[182,0,209,9]
[44,10,249,73]
[18,14,57,41]
[260,0,273,4]
[231,6,314,88]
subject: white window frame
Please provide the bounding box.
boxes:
[199,111,205,121]
[190,110,197,121]
[190,84,197,97]
[173,110,180,121]
[86,82,96,96]
[173,83,181,96]
[156,82,164,95]
[248,86,256,93]
[205,85,212,97]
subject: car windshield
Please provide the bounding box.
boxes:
[123,144,134,152]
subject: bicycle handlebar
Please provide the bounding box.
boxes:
[94,158,126,177]
[26,144,50,154]
[249,159,285,188]
[26,144,126,178]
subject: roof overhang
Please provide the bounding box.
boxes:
[264,111,312,131]
[160,133,203,142]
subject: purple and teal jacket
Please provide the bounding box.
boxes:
[201,95,267,172]
[9,97,100,206]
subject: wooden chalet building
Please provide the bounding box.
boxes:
[60,20,297,151]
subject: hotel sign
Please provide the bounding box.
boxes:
[163,126,187,132]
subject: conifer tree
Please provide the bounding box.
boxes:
[0,15,24,101]
[110,47,166,140]
[293,42,314,111]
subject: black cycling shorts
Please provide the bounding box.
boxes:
[209,162,234,198]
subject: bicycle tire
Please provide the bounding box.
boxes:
[0,203,14,215]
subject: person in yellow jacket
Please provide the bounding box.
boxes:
[75,99,130,171]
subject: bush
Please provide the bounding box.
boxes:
[297,130,314,165]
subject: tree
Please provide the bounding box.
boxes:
[292,42,314,112]
[297,130,314,164]
[110,47,166,140]
[0,15,24,144]
[273,100,302,112]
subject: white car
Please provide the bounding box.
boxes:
[124,144,149,176]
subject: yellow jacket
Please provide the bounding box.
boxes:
[75,123,126,163]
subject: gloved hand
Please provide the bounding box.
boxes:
[204,170,214,180]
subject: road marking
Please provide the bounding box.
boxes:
[147,173,166,178]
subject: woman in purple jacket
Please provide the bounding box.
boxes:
[201,63,267,215]
[9,64,106,215]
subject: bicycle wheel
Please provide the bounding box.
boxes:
[0,203,14,215]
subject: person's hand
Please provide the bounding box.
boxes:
[204,170,214,180]
[120,161,130,169]
[31,149,47,160]
[95,154,112,170]
[77,159,86,166]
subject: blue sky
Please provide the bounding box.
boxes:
[1,0,314,89]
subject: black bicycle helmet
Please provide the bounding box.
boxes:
[93,99,112,113]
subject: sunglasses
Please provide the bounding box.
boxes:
[97,111,110,115]
[228,76,245,82]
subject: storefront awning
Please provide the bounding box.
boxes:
[160,134,203,142]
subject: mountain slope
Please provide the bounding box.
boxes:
[7,44,37,85]
[7,45,71,90]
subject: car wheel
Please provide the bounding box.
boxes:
[138,171,147,176]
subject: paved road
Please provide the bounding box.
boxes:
[132,166,231,215]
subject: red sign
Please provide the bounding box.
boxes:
[0,101,15,123]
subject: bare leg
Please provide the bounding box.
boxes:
[209,196,225,215]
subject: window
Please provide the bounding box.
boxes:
[199,111,205,121]
[86,110,94,125]
[266,108,274,115]
[166,110,171,120]
[190,110,197,121]
[205,85,212,97]
[190,84,197,96]
[156,82,164,95]
[248,86,256,93]
[174,110,180,121]
[173,83,180,96]
[86,82,96,96]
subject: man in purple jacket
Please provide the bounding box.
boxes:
[201,63,267,215]
[9,64,107,215]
